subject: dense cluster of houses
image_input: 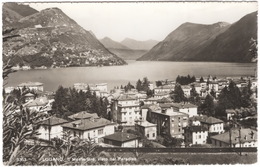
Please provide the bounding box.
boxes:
[5,76,257,148]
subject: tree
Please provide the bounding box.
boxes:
[124,82,134,92]
[141,77,150,92]
[136,79,142,91]
[241,80,253,108]
[155,81,163,87]
[170,84,185,103]
[202,94,215,116]
[199,77,204,83]
[189,86,201,106]
[210,88,216,98]
[216,81,242,116]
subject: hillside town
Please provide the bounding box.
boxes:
[4,75,257,149]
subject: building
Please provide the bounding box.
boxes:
[37,116,68,140]
[144,97,159,105]
[184,126,208,145]
[154,85,175,95]
[181,85,191,97]
[62,117,116,143]
[210,128,257,147]
[208,81,219,92]
[24,93,35,102]
[112,94,141,126]
[200,116,224,134]
[23,96,49,112]
[226,109,236,120]
[73,83,108,97]
[171,103,198,117]
[147,104,188,138]
[17,82,44,92]
[103,132,140,147]
[154,92,170,99]
[135,121,157,140]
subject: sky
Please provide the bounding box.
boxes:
[21,1,258,42]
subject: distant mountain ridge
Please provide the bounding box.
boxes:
[138,11,257,62]
[121,38,158,50]
[100,37,149,60]
[100,37,130,50]
[3,3,126,68]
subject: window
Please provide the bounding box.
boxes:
[147,134,149,138]
[199,135,201,139]
[74,131,76,137]
[98,129,103,135]
[153,133,155,137]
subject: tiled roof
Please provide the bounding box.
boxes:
[154,92,170,96]
[62,117,114,131]
[200,116,223,124]
[159,103,173,109]
[171,103,198,109]
[145,97,159,101]
[211,128,257,144]
[24,96,48,107]
[157,97,172,103]
[103,132,139,142]
[181,85,191,89]
[40,116,68,126]
[68,111,99,120]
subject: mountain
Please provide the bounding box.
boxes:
[100,37,147,60]
[3,2,38,29]
[3,4,126,68]
[192,11,257,62]
[121,38,158,50]
[138,11,257,62]
[100,37,130,50]
[138,22,231,61]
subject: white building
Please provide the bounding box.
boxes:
[38,116,68,140]
[135,121,157,140]
[184,126,208,145]
[112,94,141,126]
[62,117,116,143]
[200,116,224,134]
[181,85,191,97]
[23,96,49,112]
[171,103,198,117]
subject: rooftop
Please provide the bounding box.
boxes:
[62,117,114,131]
[211,128,257,144]
[39,116,68,126]
[226,109,236,114]
[200,116,224,124]
[68,111,99,120]
[24,96,48,107]
[171,103,198,109]
[103,132,139,142]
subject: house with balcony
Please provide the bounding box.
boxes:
[112,94,141,126]
[200,116,224,134]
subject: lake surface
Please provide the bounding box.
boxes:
[5,61,256,91]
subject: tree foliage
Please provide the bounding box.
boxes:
[176,75,196,85]
[170,84,186,103]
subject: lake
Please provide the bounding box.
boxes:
[5,61,256,91]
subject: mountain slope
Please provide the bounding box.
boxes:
[192,11,257,62]
[138,22,230,61]
[3,2,38,29]
[121,38,158,50]
[3,5,126,68]
[100,37,130,50]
